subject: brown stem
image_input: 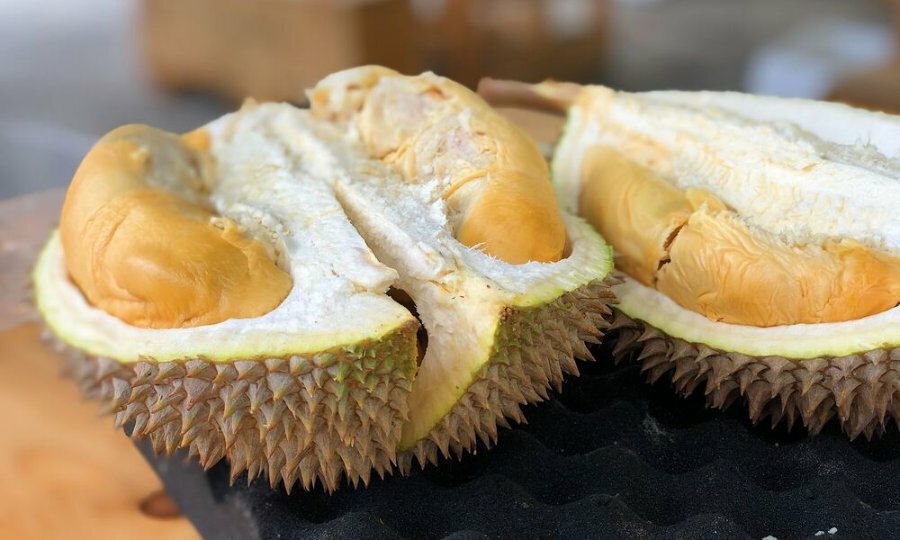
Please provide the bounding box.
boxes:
[477,78,578,115]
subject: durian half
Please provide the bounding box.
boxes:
[481,80,900,438]
[33,67,615,491]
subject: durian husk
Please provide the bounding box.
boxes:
[398,278,617,472]
[609,310,900,440]
[46,322,418,493]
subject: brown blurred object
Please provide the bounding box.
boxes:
[418,0,609,87]
[142,0,418,103]
[828,0,900,114]
[141,0,609,101]
[0,324,199,540]
[828,61,900,114]
[892,0,900,35]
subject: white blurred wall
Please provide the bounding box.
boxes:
[606,0,890,92]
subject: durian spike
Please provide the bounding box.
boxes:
[611,310,900,439]
[52,325,416,494]
[399,277,617,473]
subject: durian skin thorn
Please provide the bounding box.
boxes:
[59,124,292,329]
[611,310,900,441]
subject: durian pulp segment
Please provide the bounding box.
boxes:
[552,88,900,352]
[577,145,900,327]
[269,108,613,450]
[308,66,567,265]
[58,125,292,328]
[35,104,416,363]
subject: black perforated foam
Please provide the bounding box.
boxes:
[137,344,900,540]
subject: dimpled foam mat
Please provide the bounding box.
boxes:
[136,342,900,540]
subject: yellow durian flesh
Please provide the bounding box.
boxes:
[59,124,292,329]
[579,147,692,285]
[579,146,900,327]
[309,66,566,264]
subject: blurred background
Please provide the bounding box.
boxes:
[1,0,898,199]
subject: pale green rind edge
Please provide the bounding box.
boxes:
[508,215,614,309]
[615,278,900,359]
[477,214,612,385]
[397,216,614,449]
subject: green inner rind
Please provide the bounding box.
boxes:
[34,231,417,364]
[510,217,613,309]
[615,278,900,359]
[398,220,613,450]
[460,217,612,398]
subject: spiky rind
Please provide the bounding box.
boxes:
[48,322,418,493]
[609,310,900,440]
[398,278,617,472]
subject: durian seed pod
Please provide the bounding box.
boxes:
[35,66,618,491]
[307,66,618,468]
[33,104,421,493]
[480,79,900,438]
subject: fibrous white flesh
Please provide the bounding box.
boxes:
[35,104,414,362]
[554,89,900,252]
[553,89,900,358]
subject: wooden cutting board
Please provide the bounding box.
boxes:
[0,324,198,540]
[0,109,562,540]
[0,189,198,539]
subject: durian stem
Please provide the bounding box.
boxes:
[476,78,576,114]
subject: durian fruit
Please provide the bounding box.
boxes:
[481,79,900,438]
[33,66,615,491]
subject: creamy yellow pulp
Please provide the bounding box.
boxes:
[580,147,900,327]
[60,75,571,330]
[60,125,292,329]
[309,66,567,265]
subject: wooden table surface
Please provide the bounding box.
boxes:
[0,189,199,539]
[0,109,562,539]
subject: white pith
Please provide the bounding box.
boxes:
[552,89,900,358]
[615,277,900,358]
[555,89,900,253]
